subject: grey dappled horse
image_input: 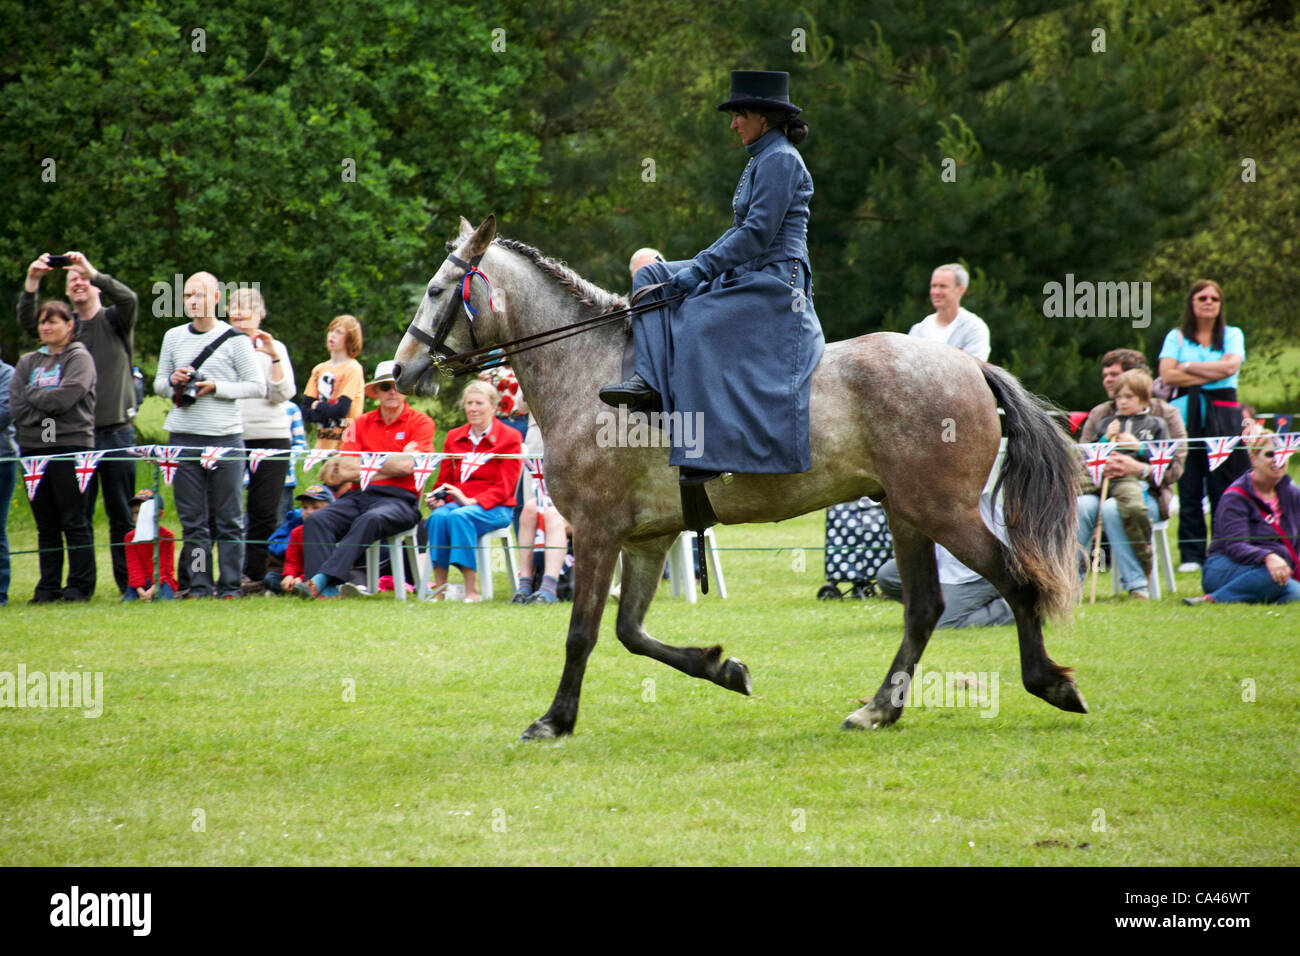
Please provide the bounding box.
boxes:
[394,216,1086,738]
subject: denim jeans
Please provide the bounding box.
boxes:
[1203,552,1300,604]
[1077,491,1160,592]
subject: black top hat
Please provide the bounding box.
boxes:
[716,70,801,114]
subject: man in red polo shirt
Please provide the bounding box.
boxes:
[297,361,436,598]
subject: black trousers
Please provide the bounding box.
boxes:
[1177,391,1250,565]
[22,445,95,601]
[302,486,419,584]
[242,438,292,580]
[82,423,137,596]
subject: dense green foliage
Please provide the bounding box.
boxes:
[2,0,1296,410]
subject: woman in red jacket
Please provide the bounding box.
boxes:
[425,380,522,601]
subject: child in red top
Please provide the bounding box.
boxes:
[265,484,335,594]
[123,489,177,602]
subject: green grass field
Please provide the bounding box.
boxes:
[1,500,1295,866]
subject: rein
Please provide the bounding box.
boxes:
[410,261,684,376]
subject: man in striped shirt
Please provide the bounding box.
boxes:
[153,273,264,599]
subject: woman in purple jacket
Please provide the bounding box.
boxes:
[1184,431,1300,605]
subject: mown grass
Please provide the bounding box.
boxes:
[1,504,1295,866]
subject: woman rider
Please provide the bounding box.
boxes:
[600,70,824,486]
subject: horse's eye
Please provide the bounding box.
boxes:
[427,283,442,299]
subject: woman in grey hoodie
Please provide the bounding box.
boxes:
[9,300,97,602]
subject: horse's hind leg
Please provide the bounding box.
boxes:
[843,516,942,730]
[614,535,751,695]
[935,520,1087,715]
[521,528,622,740]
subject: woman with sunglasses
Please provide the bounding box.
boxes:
[1184,431,1300,605]
[1157,280,1248,571]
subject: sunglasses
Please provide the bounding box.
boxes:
[1259,450,1275,459]
[1193,295,1221,303]
[374,383,395,392]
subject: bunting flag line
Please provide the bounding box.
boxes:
[526,456,550,508]
[128,444,157,461]
[22,457,50,500]
[200,446,232,471]
[1145,440,1179,488]
[1273,432,1300,469]
[74,451,107,493]
[1080,443,1115,487]
[1204,435,1241,472]
[303,448,334,472]
[411,453,442,494]
[357,452,388,491]
[155,446,182,486]
[247,449,278,474]
[460,451,493,484]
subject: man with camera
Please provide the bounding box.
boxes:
[153,272,264,598]
[19,251,139,597]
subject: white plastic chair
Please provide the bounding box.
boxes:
[667,528,727,603]
[364,525,425,601]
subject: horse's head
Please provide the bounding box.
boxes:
[393,214,499,395]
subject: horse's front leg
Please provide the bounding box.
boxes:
[520,528,621,740]
[613,536,752,695]
[843,515,942,730]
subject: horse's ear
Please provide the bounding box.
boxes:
[458,216,475,240]
[468,214,497,256]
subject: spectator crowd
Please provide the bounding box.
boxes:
[2,253,1294,610]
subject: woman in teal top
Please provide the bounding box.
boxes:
[1157,279,1248,568]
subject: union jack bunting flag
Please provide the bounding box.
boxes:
[1145,440,1179,487]
[302,448,334,472]
[22,457,49,500]
[1204,435,1241,472]
[200,446,232,471]
[74,451,107,493]
[411,453,443,494]
[128,444,157,460]
[1079,442,1115,487]
[1272,432,1300,469]
[526,456,551,508]
[459,452,493,484]
[155,445,182,485]
[247,448,279,473]
[357,452,388,491]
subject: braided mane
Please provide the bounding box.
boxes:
[492,237,627,312]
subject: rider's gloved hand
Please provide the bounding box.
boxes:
[670,263,707,295]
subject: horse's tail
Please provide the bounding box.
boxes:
[981,363,1078,624]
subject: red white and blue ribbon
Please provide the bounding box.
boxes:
[155,446,182,485]
[459,451,493,484]
[357,452,388,491]
[1145,440,1179,488]
[1204,435,1241,472]
[461,267,492,321]
[200,446,232,471]
[1080,443,1115,487]
[74,451,107,493]
[22,457,49,500]
[411,453,443,494]
[1272,432,1300,469]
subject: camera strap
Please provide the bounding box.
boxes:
[185,327,241,377]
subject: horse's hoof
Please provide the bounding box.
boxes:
[520,717,570,740]
[1036,678,1089,714]
[841,702,899,731]
[720,657,752,696]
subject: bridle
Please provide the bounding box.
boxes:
[406,248,684,378]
